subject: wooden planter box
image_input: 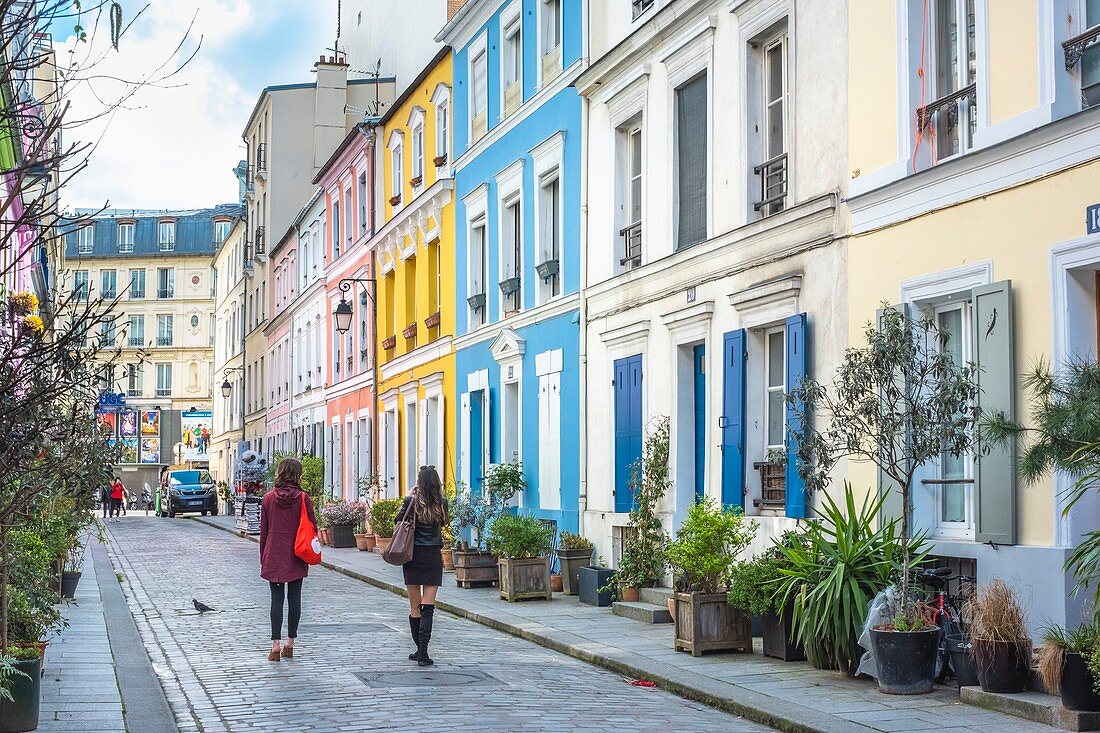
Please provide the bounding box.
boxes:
[499,556,552,602]
[402,323,417,339]
[674,592,753,657]
[762,606,805,661]
[453,549,498,588]
[330,524,356,548]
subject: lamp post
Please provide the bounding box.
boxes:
[332,277,378,494]
[221,366,243,399]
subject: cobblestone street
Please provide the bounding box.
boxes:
[102,516,771,733]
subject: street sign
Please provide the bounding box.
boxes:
[98,391,127,412]
[1088,203,1100,235]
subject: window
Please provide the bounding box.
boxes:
[156,363,172,397]
[404,398,418,490]
[157,314,174,346]
[76,225,94,254]
[501,198,522,314]
[676,74,708,249]
[411,122,424,183]
[333,199,341,258]
[469,219,488,328]
[471,47,488,139]
[358,173,368,234]
[129,269,145,299]
[126,364,143,397]
[118,223,134,252]
[391,141,403,203]
[540,0,562,81]
[101,269,117,299]
[435,95,450,161]
[428,241,441,319]
[100,316,116,345]
[157,267,174,299]
[404,256,418,345]
[537,173,560,302]
[932,302,975,538]
[618,120,643,270]
[158,221,176,251]
[128,315,145,346]
[632,0,654,20]
[1082,1,1100,107]
[756,33,788,216]
[344,189,353,246]
[214,220,230,243]
[503,12,522,116]
[764,328,785,451]
[928,0,976,160]
[74,270,89,301]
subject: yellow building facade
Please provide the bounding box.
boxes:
[374,48,456,497]
[847,0,1100,631]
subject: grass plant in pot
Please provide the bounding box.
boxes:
[727,547,805,661]
[1038,617,1100,711]
[555,531,594,596]
[965,579,1031,693]
[668,498,757,656]
[487,513,554,602]
[0,647,42,733]
[369,498,403,554]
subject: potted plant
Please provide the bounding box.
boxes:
[666,498,757,656]
[965,579,1031,693]
[488,513,554,602]
[60,535,89,601]
[727,548,805,661]
[579,556,616,607]
[555,531,594,596]
[612,418,671,602]
[321,502,362,549]
[1038,618,1100,711]
[787,307,977,691]
[449,491,499,587]
[0,648,41,733]
[369,498,402,554]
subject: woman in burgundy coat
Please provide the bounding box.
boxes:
[259,457,317,661]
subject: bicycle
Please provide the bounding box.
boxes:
[914,566,975,684]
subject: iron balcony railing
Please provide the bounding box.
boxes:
[753,153,788,215]
[157,288,174,299]
[156,336,173,347]
[156,387,171,397]
[128,336,143,347]
[915,83,976,134]
[254,226,266,256]
[256,143,268,172]
[619,221,641,269]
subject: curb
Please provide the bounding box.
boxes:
[193,516,866,733]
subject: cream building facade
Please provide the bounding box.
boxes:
[211,214,248,484]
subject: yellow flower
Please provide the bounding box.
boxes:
[23,314,44,334]
[10,291,38,315]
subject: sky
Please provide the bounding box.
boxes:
[54,1,335,211]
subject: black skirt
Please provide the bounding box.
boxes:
[402,543,443,586]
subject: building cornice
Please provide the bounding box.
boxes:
[453,293,580,351]
[380,336,454,383]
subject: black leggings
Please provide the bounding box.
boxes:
[269,580,303,641]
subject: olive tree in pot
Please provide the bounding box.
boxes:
[369,498,403,554]
[965,579,1031,693]
[487,513,555,602]
[555,531,594,596]
[611,418,671,602]
[667,498,757,656]
[786,306,978,693]
[1038,617,1100,711]
[449,484,503,587]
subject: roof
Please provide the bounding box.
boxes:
[62,204,244,259]
[376,46,452,127]
[241,75,397,138]
[311,122,377,185]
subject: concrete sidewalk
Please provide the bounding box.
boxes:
[197,514,1067,733]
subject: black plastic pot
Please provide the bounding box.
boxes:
[945,634,979,688]
[329,524,356,548]
[761,607,805,661]
[60,571,82,600]
[556,547,594,596]
[0,656,42,733]
[971,638,1031,693]
[1062,652,1100,712]
[869,626,940,694]
[578,566,615,607]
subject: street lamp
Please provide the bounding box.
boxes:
[333,278,376,334]
[221,379,232,399]
[221,366,243,399]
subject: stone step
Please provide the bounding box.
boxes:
[638,587,674,606]
[612,601,672,624]
[960,686,1100,732]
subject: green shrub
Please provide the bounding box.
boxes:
[557,531,593,551]
[487,513,554,559]
[369,497,404,538]
[727,554,786,615]
[666,498,757,595]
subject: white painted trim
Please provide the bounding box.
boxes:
[467,368,489,393]
[496,159,526,319]
[454,293,580,351]
[379,336,453,382]
[899,261,993,304]
[535,347,564,377]
[600,319,651,349]
[660,301,714,331]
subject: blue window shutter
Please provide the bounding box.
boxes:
[721,330,745,510]
[614,355,643,513]
[785,312,808,519]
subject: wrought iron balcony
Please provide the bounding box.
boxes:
[915,83,976,133]
[256,143,268,173]
[156,387,171,397]
[254,226,266,256]
[619,221,641,269]
[156,336,173,347]
[1063,23,1100,70]
[753,153,788,215]
[156,288,174,299]
[128,336,144,347]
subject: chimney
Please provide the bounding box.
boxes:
[447,0,466,21]
[313,54,350,175]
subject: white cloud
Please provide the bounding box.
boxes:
[58,1,331,211]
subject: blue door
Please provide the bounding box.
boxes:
[785,313,808,519]
[614,355,643,513]
[693,345,706,502]
[721,330,745,510]
[470,390,484,497]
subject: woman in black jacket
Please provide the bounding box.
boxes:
[396,466,448,667]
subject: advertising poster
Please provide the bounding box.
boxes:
[140,437,160,463]
[181,410,213,461]
[119,438,138,464]
[141,410,160,436]
[96,411,117,436]
[106,437,119,461]
[119,410,138,438]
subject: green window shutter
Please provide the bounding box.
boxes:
[973,280,1016,545]
[876,305,906,527]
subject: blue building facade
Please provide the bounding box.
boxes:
[442,0,583,533]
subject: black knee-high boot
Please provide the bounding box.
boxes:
[408,615,420,661]
[417,604,435,667]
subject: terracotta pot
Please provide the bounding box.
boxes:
[550,574,564,593]
[442,548,455,571]
[354,533,372,551]
[365,534,377,551]
[620,586,640,602]
[666,597,676,618]
[376,536,392,553]
[319,528,331,546]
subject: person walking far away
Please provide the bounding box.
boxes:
[259,457,317,661]
[100,482,111,519]
[109,477,125,522]
[397,465,448,667]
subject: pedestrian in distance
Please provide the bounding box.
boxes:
[109,477,125,522]
[100,483,111,519]
[397,465,448,667]
[259,457,317,661]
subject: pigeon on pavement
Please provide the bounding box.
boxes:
[193,599,214,614]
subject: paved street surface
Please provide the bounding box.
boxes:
[103,516,770,733]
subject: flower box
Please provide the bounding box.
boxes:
[424,310,441,329]
[453,549,498,588]
[382,335,397,350]
[409,176,422,188]
[433,154,448,167]
[388,194,401,206]
[402,323,418,340]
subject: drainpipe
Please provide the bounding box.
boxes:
[357,122,381,498]
[577,71,590,539]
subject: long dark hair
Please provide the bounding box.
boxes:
[414,466,447,525]
[275,457,303,487]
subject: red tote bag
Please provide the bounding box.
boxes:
[294,494,322,565]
